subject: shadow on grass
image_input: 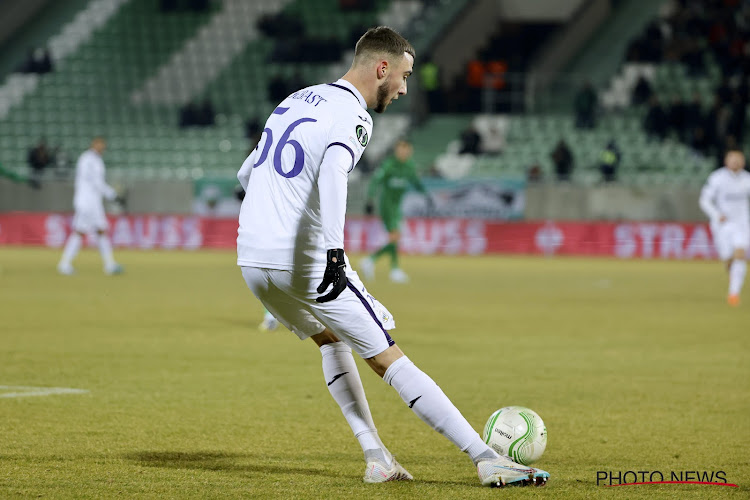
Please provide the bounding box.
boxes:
[124,451,340,478]
[123,450,478,487]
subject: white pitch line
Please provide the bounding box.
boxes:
[0,386,89,398]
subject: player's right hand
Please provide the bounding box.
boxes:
[364,201,374,216]
[316,249,348,303]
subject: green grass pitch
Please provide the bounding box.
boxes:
[1,247,748,499]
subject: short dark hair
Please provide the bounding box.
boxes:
[354,26,415,63]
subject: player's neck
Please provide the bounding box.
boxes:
[340,70,375,109]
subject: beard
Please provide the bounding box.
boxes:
[374,78,391,114]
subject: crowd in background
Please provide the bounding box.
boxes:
[625,0,749,166]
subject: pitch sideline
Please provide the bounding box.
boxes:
[0,385,89,398]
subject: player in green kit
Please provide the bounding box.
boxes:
[360,139,430,283]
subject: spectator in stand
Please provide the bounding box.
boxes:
[466,61,485,89]
[526,163,543,183]
[689,126,712,158]
[28,139,53,187]
[465,61,485,112]
[482,123,505,156]
[179,99,214,127]
[459,126,482,155]
[704,95,724,149]
[716,77,733,104]
[550,139,574,182]
[684,92,704,135]
[197,98,215,126]
[667,97,687,140]
[599,140,621,183]
[632,75,653,105]
[179,102,198,128]
[644,96,668,142]
[485,61,507,91]
[573,81,597,129]
[682,42,706,77]
[419,58,441,113]
[727,92,747,142]
[642,20,665,62]
[19,47,53,74]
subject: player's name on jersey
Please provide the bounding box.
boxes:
[289,89,328,107]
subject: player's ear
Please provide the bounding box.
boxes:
[377,60,388,80]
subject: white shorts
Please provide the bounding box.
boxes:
[711,221,750,260]
[72,204,109,234]
[241,267,396,359]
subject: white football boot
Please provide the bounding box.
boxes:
[359,257,375,281]
[389,268,409,283]
[363,457,413,483]
[105,263,124,275]
[57,263,75,275]
[477,455,549,487]
[258,315,279,332]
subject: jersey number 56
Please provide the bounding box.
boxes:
[253,106,317,179]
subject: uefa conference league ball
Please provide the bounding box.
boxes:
[482,406,547,465]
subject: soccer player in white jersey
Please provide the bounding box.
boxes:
[57,137,123,275]
[700,150,750,306]
[236,27,549,487]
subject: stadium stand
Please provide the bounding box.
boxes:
[0,0,454,181]
[0,0,745,190]
[416,0,748,187]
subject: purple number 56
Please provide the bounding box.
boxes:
[253,107,317,179]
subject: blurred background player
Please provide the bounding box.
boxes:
[699,150,750,306]
[57,137,123,275]
[359,139,431,283]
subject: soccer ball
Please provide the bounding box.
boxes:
[482,406,547,465]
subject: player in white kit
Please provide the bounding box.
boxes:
[58,137,123,275]
[699,150,750,305]
[236,27,548,487]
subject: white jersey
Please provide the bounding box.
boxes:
[699,167,750,227]
[237,79,373,275]
[73,149,117,210]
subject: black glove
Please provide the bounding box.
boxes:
[364,201,374,216]
[235,185,246,201]
[316,249,348,303]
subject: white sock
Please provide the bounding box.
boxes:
[59,233,82,267]
[320,342,391,465]
[384,356,498,465]
[729,259,747,296]
[97,235,116,270]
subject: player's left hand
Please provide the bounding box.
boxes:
[316,249,348,302]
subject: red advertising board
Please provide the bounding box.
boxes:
[0,213,722,259]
